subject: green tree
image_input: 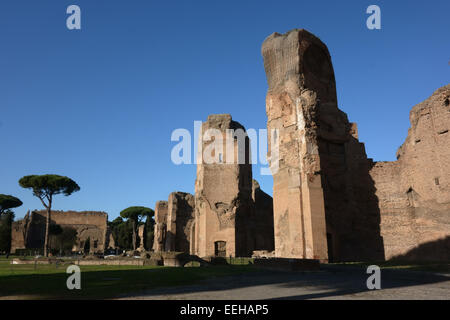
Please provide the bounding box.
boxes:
[108,216,124,229]
[120,206,154,251]
[108,217,128,249]
[0,211,14,253]
[0,194,22,215]
[116,220,133,249]
[18,174,80,257]
[0,195,21,254]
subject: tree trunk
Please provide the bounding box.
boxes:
[44,207,51,257]
[132,220,136,251]
[43,197,52,257]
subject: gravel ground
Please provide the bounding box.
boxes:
[119,266,450,300]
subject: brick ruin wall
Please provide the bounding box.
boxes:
[153,201,168,251]
[192,114,255,257]
[262,28,449,262]
[153,114,275,258]
[10,218,28,254]
[11,210,111,254]
[370,85,450,261]
[12,30,446,262]
[165,192,195,253]
[263,29,334,260]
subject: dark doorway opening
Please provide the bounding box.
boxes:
[214,241,226,257]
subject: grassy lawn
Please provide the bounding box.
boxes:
[0,258,256,299]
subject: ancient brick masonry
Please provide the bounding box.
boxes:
[12,30,447,262]
[182,114,274,258]
[11,210,113,254]
[262,29,384,261]
[262,28,449,262]
[370,85,450,261]
[164,192,195,253]
[184,115,274,257]
[137,224,145,251]
[152,201,168,252]
[262,30,330,260]
[191,114,254,257]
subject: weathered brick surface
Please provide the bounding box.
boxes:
[137,224,145,251]
[165,192,195,252]
[187,114,275,258]
[192,114,254,257]
[262,29,333,260]
[152,201,168,252]
[11,210,110,254]
[262,28,448,262]
[370,85,450,260]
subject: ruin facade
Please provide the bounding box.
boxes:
[152,201,168,252]
[11,210,113,254]
[12,29,447,263]
[192,114,254,257]
[154,114,275,258]
[165,192,195,253]
[371,85,450,261]
[262,28,449,262]
[137,224,146,251]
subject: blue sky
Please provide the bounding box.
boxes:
[1,0,449,220]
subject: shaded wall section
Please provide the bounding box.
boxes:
[165,192,195,252]
[371,85,450,261]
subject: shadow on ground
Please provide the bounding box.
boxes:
[0,264,448,300]
[120,266,450,300]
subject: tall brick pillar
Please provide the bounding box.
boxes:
[262,29,333,260]
[193,114,253,258]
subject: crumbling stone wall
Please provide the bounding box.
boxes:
[152,201,168,252]
[11,210,109,254]
[10,210,31,253]
[262,30,330,260]
[137,224,145,251]
[262,28,449,262]
[370,85,450,261]
[262,29,384,261]
[192,114,254,257]
[165,192,195,252]
[105,227,116,250]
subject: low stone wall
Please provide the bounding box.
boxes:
[74,259,145,266]
[11,258,65,265]
[11,254,208,267]
[11,258,160,266]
